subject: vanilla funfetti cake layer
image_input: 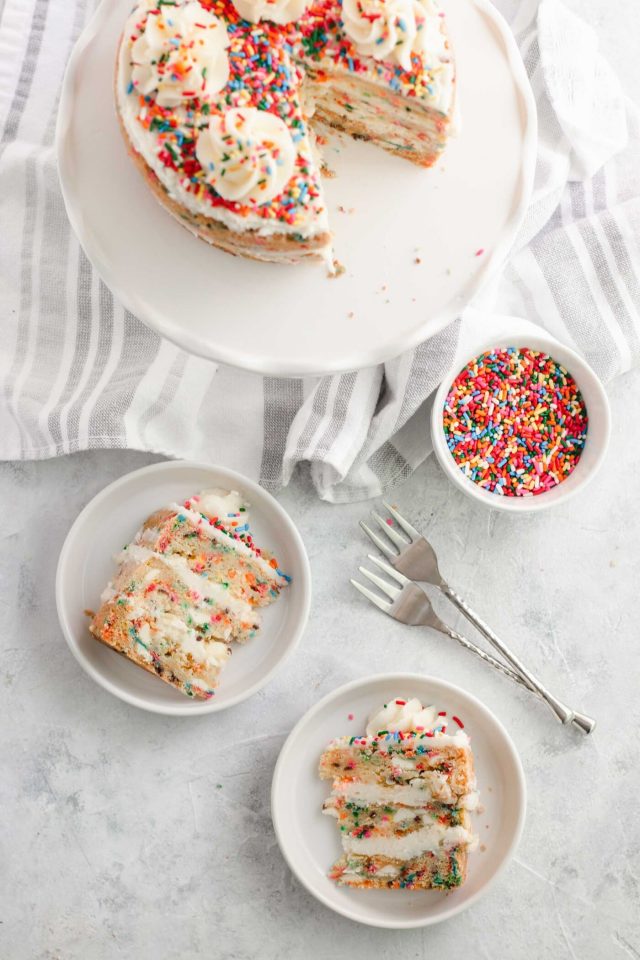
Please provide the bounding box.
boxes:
[319,735,475,805]
[319,698,478,890]
[90,488,290,699]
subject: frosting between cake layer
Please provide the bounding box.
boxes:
[331,775,457,805]
[342,823,473,859]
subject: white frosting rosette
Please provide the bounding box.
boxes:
[130,1,230,107]
[341,0,446,72]
[366,698,437,736]
[196,107,296,205]
[231,0,310,25]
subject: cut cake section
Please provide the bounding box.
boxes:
[90,488,290,699]
[319,697,478,889]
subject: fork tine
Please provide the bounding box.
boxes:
[381,501,421,542]
[372,512,409,550]
[367,554,410,586]
[358,565,402,600]
[359,520,397,559]
[350,578,392,613]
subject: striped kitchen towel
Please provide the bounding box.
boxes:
[1,0,638,502]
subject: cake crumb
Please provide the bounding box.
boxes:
[414,257,422,265]
[84,609,95,618]
[330,259,346,278]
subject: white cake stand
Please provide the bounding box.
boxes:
[56,0,537,377]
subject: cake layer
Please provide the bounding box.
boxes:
[329,848,468,890]
[323,793,470,839]
[319,734,475,805]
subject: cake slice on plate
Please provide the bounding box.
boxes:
[319,697,478,889]
[90,489,289,698]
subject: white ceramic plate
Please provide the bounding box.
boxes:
[271,673,526,928]
[56,460,311,715]
[56,0,536,377]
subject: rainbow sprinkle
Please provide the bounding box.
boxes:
[442,347,588,498]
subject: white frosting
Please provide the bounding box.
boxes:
[197,488,245,521]
[130,1,230,107]
[340,0,448,73]
[364,697,469,745]
[231,0,310,25]
[343,823,473,859]
[332,776,456,806]
[366,698,437,736]
[196,107,296,205]
[369,865,399,877]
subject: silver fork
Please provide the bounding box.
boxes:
[360,503,596,735]
[352,556,535,692]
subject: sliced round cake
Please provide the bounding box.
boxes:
[116,0,456,265]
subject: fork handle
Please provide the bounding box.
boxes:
[443,627,531,690]
[442,585,596,735]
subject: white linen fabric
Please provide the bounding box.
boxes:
[0,0,639,502]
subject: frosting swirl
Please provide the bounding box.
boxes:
[366,698,437,736]
[130,1,230,108]
[196,107,296,204]
[340,0,445,72]
[231,0,310,25]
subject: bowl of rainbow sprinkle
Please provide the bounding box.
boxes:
[431,331,611,512]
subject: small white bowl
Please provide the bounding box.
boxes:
[56,460,311,715]
[271,673,526,929]
[431,332,611,512]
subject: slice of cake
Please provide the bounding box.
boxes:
[90,489,290,698]
[319,697,478,889]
